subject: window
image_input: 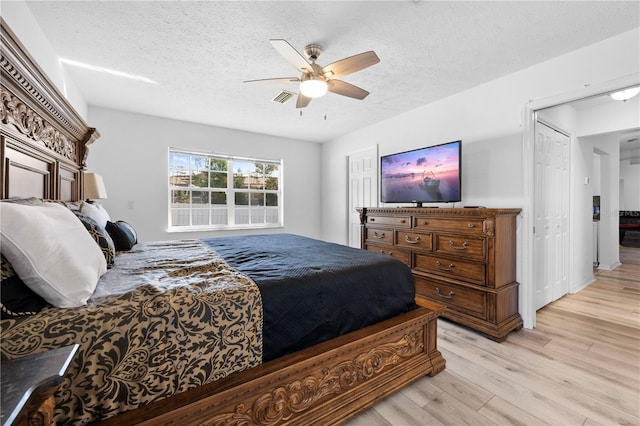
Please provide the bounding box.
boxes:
[169,149,282,230]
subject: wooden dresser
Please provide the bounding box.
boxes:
[357,207,523,341]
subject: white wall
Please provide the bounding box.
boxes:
[2,1,88,119]
[577,97,640,138]
[87,106,322,242]
[322,28,640,246]
[620,160,640,210]
[573,99,638,273]
[575,92,640,213]
[587,135,621,270]
[572,138,596,287]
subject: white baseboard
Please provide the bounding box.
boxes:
[598,260,621,271]
[570,276,595,294]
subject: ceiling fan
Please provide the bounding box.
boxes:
[244,39,380,108]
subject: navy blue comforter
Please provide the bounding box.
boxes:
[203,233,416,361]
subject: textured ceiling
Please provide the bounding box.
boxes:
[25,1,640,143]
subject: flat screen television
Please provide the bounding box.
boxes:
[380,140,461,206]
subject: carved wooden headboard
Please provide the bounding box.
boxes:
[0,18,99,202]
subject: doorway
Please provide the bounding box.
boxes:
[521,75,640,328]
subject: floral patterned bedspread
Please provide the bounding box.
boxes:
[1,240,263,424]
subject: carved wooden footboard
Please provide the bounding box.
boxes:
[98,303,445,426]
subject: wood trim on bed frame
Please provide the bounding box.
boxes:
[0,18,446,425]
[98,303,446,426]
[1,18,99,201]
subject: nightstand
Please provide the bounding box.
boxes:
[1,344,78,426]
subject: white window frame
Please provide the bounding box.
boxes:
[168,148,283,232]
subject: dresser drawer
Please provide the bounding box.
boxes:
[367,215,410,228]
[366,243,411,266]
[414,217,485,235]
[413,253,486,286]
[365,227,394,245]
[434,235,485,260]
[414,276,486,319]
[396,230,432,251]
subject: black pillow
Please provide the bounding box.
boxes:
[74,212,116,268]
[106,221,137,251]
[1,255,49,319]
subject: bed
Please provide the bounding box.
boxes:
[0,18,445,426]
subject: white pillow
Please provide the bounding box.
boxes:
[80,202,111,229]
[0,202,107,308]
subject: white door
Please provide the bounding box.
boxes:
[348,146,378,248]
[534,120,570,310]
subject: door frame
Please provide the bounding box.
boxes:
[521,73,639,329]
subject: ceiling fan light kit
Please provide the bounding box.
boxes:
[300,75,328,98]
[244,39,380,108]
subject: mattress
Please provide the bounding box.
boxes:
[203,233,417,361]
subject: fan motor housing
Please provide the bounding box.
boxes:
[304,44,323,61]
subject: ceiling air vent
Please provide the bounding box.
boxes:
[272,90,296,104]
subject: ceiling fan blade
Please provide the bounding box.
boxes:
[243,77,299,84]
[270,39,312,73]
[327,79,370,100]
[322,51,380,79]
[296,93,312,108]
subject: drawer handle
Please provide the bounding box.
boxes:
[404,235,421,244]
[373,231,386,239]
[436,260,455,271]
[468,223,474,228]
[421,220,428,225]
[370,218,375,222]
[379,250,392,256]
[435,287,455,299]
[401,219,406,223]
[448,240,468,250]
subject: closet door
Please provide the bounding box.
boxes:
[534,121,570,310]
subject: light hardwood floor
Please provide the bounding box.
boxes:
[346,247,640,426]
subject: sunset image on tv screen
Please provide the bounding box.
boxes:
[381,141,460,203]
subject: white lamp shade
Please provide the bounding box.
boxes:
[84,173,108,200]
[300,76,328,98]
